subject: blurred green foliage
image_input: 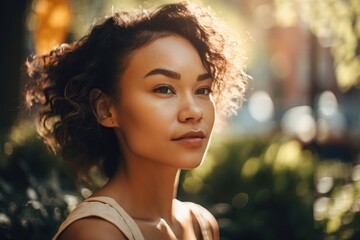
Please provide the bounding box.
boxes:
[1,0,359,239]
[179,136,321,240]
[178,134,360,240]
[0,122,83,240]
[313,160,360,240]
[1,122,360,239]
[274,0,360,91]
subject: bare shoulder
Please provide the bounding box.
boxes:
[58,217,127,240]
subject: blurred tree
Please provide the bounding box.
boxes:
[0,122,83,240]
[5,0,360,239]
[274,0,360,91]
[0,0,29,145]
[0,0,71,152]
[31,0,71,55]
[313,160,360,239]
[178,136,323,240]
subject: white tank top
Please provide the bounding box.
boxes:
[53,196,213,240]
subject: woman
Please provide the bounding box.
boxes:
[25,1,247,239]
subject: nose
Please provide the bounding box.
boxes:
[178,94,203,123]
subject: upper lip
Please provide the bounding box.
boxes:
[172,130,206,140]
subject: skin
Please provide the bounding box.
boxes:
[59,35,219,240]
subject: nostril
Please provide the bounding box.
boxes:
[178,97,203,123]
[181,110,203,123]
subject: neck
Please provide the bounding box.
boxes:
[106,157,181,224]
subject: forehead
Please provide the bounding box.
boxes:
[122,35,206,76]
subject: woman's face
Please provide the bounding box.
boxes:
[111,35,215,169]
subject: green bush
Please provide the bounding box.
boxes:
[178,135,322,239]
[1,122,360,239]
[0,122,82,240]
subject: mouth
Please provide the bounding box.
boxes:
[172,130,206,141]
[171,130,207,148]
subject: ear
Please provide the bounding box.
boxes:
[89,88,119,128]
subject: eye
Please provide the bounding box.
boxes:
[153,85,175,95]
[196,87,212,95]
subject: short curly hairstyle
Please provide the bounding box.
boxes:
[25,1,248,180]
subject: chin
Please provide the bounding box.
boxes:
[179,157,205,170]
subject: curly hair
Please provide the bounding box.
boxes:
[25,1,248,180]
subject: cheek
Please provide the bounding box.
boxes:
[203,99,216,129]
[117,98,176,148]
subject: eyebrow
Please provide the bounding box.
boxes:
[144,68,212,81]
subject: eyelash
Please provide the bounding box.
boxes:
[153,85,212,96]
[153,85,175,94]
[196,88,212,95]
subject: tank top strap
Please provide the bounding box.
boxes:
[186,202,213,240]
[52,196,144,240]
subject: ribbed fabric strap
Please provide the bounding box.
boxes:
[186,202,212,240]
[52,196,144,240]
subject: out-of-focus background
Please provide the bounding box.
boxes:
[1,0,360,239]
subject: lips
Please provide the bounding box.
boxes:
[172,130,206,148]
[172,130,205,141]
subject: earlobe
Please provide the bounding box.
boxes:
[89,88,119,128]
[100,113,119,128]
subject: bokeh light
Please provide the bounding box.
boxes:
[281,106,317,142]
[1,0,360,239]
[248,90,274,122]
